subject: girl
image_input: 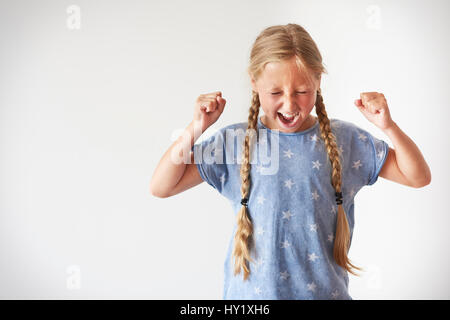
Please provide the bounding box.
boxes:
[150,23,431,300]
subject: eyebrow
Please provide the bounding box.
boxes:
[270,83,310,89]
[269,86,311,90]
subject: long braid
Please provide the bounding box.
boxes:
[232,90,260,280]
[315,88,363,276]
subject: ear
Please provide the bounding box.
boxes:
[250,76,258,92]
[316,74,322,90]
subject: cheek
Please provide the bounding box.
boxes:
[284,95,315,113]
[259,97,277,114]
[299,95,315,105]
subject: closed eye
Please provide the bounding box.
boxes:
[271,92,307,95]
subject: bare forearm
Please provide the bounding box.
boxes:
[382,121,431,186]
[150,120,200,197]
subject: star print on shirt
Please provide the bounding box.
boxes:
[257,195,266,204]
[280,270,290,280]
[312,160,322,170]
[283,149,294,159]
[284,179,295,189]
[195,119,383,300]
[327,234,334,243]
[254,287,262,295]
[309,224,318,232]
[330,205,337,215]
[331,289,340,299]
[358,132,368,142]
[352,160,362,170]
[282,210,294,220]
[307,282,317,292]
[308,253,319,262]
[255,226,265,236]
[281,240,291,249]
[310,134,319,142]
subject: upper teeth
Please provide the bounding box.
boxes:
[280,112,298,118]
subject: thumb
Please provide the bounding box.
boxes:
[354,99,364,108]
[217,95,226,111]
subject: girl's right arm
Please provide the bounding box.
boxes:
[150,91,227,198]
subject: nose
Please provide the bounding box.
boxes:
[282,94,299,112]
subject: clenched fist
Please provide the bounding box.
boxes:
[355,92,394,130]
[193,91,227,133]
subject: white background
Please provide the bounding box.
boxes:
[0,0,448,299]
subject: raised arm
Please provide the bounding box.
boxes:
[150,120,201,198]
[379,122,431,188]
[150,91,227,198]
[355,92,431,188]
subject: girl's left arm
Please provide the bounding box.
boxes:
[355,92,431,188]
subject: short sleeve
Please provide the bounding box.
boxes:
[335,119,390,190]
[366,132,390,185]
[347,125,389,186]
[191,129,235,198]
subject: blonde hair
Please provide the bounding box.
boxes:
[232,23,363,280]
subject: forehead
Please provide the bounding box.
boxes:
[260,60,313,88]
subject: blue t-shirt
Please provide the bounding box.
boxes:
[192,116,389,300]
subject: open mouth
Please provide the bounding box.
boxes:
[277,112,300,127]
